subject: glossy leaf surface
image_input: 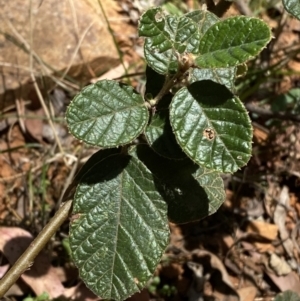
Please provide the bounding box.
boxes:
[170,80,252,173]
[195,17,271,68]
[69,152,169,301]
[66,80,149,148]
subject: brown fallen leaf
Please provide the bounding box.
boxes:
[246,220,278,252]
[0,227,65,298]
[246,220,278,241]
[64,283,100,301]
[273,186,294,257]
[237,286,257,301]
[24,107,45,143]
[265,270,300,295]
[191,250,240,301]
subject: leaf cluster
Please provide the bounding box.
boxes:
[65,6,271,301]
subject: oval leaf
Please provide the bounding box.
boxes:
[283,0,300,20]
[170,80,252,173]
[195,16,272,68]
[69,153,169,301]
[66,80,149,148]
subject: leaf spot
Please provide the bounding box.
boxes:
[155,11,164,22]
[70,213,83,223]
[203,128,215,140]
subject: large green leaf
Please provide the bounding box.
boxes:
[66,80,149,148]
[169,80,252,173]
[283,0,300,20]
[69,151,169,301]
[134,145,226,223]
[195,16,272,68]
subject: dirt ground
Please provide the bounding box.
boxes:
[1,1,300,300]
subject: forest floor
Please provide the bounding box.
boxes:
[1,1,300,301]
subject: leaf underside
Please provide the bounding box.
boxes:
[69,151,169,301]
[170,80,253,173]
[66,80,149,148]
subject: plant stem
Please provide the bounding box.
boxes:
[151,73,179,106]
[0,200,73,297]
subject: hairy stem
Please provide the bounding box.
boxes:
[0,200,73,297]
[151,73,179,106]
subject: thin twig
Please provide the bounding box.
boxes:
[0,200,73,297]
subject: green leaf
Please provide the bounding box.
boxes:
[283,0,300,20]
[139,7,200,74]
[134,144,225,223]
[143,39,178,75]
[145,94,186,160]
[189,67,236,92]
[170,80,252,173]
[66,80,149,148]
[69,151,169,301]
[274,290,300,301]
[195,16,272,68]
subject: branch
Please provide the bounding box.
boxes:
[0,200,73,297]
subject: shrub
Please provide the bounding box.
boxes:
[65,6,271,300]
